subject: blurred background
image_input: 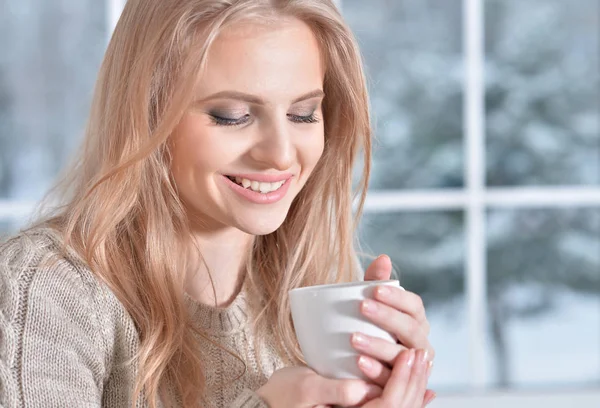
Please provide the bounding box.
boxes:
[0,0,598,406]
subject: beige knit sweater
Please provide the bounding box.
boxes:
[0,228,287,407]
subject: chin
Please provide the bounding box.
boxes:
[234,211,289,236]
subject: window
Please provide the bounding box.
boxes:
[0,0,107,233]
[342,0,600,405]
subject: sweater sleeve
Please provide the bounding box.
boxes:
[0,235,107,408]
[229,388,269,408]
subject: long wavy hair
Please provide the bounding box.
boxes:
[36,0,371,406]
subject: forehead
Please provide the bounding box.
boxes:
[195,17,325,102]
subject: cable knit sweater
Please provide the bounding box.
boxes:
[0,228,286,407]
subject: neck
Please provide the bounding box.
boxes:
[184,226,254,308]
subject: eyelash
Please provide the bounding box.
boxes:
[210,113,320,127]
[210,114,250,127]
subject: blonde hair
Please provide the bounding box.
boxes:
[37,0,371,406]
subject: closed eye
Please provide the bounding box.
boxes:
[287,113,320,124]
[210,114,251,127]
[209,113,320,126]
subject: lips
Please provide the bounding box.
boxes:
[226,175,286,194]
[221,174,292,204]
[223,172,293,183]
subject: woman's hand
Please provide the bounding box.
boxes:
[358,255,436,405]
[256,366,382,408]
[362,348,436,407]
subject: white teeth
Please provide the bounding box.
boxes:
[230,176,286,193]
[259,182,270,193]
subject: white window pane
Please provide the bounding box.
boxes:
[343,0,464,190]
[486,207,600,387]
[359,211,468,390]
[0,0,106,200]
[485,0,600,186]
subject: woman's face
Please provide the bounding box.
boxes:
[170,18,325,236]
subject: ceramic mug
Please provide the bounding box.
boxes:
[289,279,402,381]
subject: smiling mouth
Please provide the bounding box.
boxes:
[225,175,287,194]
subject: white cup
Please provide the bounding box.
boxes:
[289,279,401,380]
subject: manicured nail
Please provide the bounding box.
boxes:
[365,383,382,399]
[425,392,437,406]
[361,299,377,315]
[375,285,389,298]
[358,356,372,370]
[421,349,429,363]
[406,349,415,367]
[377,254,390,264]
[427,360,434,378]
[352,333,369,347]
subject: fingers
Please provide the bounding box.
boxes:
[357,354,392,387]
[422,389,437,407]
[382,349,430,406]
[402,349,430,405]
[356,349,435,408]
[380,348,414,402]
[363,254,392,281]
[351,332,407,364]
[373,286,429,330]
[361,299,435,361]
[355,348,436,403]
[310,376,382,407]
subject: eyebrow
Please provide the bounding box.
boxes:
[197,89,325,105]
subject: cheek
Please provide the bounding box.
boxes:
[170,125,225,198]
[171,121,237,178]
[303,129,325,172]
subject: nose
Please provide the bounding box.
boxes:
[248,118,294,171]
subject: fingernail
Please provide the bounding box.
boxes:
[352,333,369,347]
[378,254,390,262]
[425,392,437,406]
[375,286,389,298]
[365,383,382,399]
[421,349,429,363]
[361,299,377,315]
[406,349,415,367]
[358,356,372,370]
[427,360,434,378]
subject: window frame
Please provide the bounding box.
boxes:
[358,0,600,402]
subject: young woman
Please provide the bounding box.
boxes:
[0,0,435,407]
